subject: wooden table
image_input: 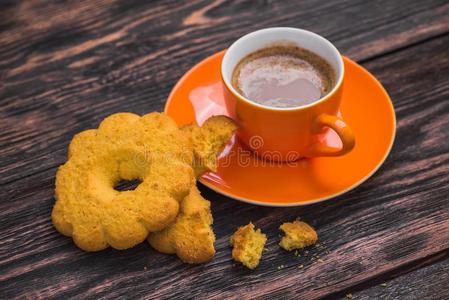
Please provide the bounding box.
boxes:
[1,1,449,299]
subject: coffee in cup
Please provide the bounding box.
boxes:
[231,45,335,108]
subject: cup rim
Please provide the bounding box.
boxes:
[221,27,345,111]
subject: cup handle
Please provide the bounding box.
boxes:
[305,114,355,157]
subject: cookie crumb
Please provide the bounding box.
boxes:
[279,220,318,251]
[381,283,387,287]
[298,264,304,269]
[346,293,353,299]
[230,223,267,269]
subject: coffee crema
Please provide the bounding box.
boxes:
[231,45,335,108]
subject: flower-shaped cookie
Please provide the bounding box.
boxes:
[52,112,196,251]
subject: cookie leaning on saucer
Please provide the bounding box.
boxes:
[181,115,238,177]
[52,112,196,251]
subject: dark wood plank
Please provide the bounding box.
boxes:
[2,0,449,185]
[338,251,449,300]
[1,28,449,299]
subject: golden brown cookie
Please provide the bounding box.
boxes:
[52,112,195,251]
[279,220,318,251]
[230,223,267,269]
[182,115,237,177]
[148,186,215,264]
[148,116,236,263]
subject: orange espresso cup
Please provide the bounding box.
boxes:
[221,28,355,161]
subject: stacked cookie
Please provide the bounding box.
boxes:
[52,112,236,264]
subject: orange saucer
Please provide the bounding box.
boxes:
[165,50,396,206]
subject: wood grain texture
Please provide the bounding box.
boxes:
[339,251,449,300]
[1,0,449,299]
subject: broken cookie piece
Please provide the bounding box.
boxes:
[148,186,215,264]
[182,115,237,177]
[279,220,318,251]
[230,223,267,269]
